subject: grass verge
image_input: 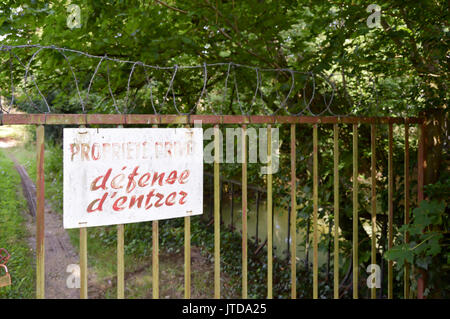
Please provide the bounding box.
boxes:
[0,150,35,299]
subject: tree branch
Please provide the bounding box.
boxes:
[153,0,187,14]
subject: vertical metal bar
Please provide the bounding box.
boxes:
[287,206,291,260]
[418,123,424,204]
[272,201,275,242]
[417,123,425,299]
[404,122,410,299]
[353,123,358,299]
[388,123,394,299]
[267,124,273,299]
[117,123,125,300]
[290,124,297,299]
[153,220,159,299]
[185,123,191,299]
[305,218,310,272]
[80,227,87,299]
[36,125,45,299]
[220,181,223,226]
[333,124,339,299]
[210,176,214,220]
[313,124,319,299]
[371,124,377,299]
[214,124,221,299]
[231,184,234,230]
[78,124,88,300]
[152,124,159,299]
[117,224,124,299]
[256,191,260,243]
[184,215,191,299]
[242,125,248,299]
[327,221,332,282]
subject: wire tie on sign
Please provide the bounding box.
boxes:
[84,112,88,127]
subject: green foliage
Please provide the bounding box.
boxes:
[1,1,447,116]
[385,200,446,269]
[0,151,35,299]
[44,141,64,213]
[0,0,447,298]
[385,199,448,297]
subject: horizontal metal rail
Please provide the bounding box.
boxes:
[2,114,423,125]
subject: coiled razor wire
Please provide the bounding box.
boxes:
[0,44,383,117]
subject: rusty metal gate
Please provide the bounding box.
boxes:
[1,113,425,299]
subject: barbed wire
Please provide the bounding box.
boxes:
[0,44,387,117]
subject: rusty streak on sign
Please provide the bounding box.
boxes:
[63,128,203,229]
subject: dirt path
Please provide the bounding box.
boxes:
[10,155,81,299]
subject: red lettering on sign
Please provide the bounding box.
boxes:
[87,192,108,213]
[129,194,144,209]
[113,196,127,211]
[165,170,177,184]
[81,143,90,161]
[154,193,165,208]
[111,173,125,189]
[91,168,112,191]
[165,141,172,157]
[138,173,150,187]
[165,192,177,206]
[70,143,80,161]
[152,172,165,186]
[179,170,190,184]
[179,191,188,205]
[126,166,140,193]
[91,143,100,160]
[145,189,155,209]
